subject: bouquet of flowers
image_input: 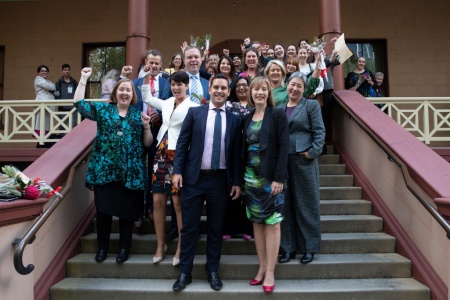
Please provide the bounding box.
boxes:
[190,34,213,52]
[308,35,328,81]
[204,33,213,52]
[0,165,61,200]
[191,92,209,105]
[354,72,369,90]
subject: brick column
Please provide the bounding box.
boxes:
[126,0,150,80]
[319,0,344,91]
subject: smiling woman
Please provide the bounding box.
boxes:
[72,67,153,264]
[141,70,200,266]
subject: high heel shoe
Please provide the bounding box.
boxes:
[173,256,180,266]
[263,284,275,293]
[153,244,167,264]
[250,274,265,285]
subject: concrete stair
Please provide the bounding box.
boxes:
[50,145,430,300]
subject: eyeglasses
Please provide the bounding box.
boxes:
[40,70,48,73]
[236,84,248,89]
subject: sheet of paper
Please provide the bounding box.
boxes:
[335,34,353,65]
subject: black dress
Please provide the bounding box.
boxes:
[222,101,254,237]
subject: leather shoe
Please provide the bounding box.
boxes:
[165,226,178,240]
[95,249,107,262]
[173,273,192,291]
[207,272,223,290]
[300,252,314,264]
[116,248,129,263]
[278,252,296,263]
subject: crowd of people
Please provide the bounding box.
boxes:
[34,35,387,293]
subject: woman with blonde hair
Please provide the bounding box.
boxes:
[101,69,119,99]
[266,52,322,107]
[242,77,289,292]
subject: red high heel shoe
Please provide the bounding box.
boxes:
[250,275,265,286]
[263,284,275,293]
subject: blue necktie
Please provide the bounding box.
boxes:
[211,108,222,170]
[190,75,200,104]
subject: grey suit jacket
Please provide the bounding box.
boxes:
[281,98,325,159]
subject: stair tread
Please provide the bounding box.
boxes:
[69,253,409,265]
[51,277,429,299]
[67,253,412,280]
[104,214,381,222]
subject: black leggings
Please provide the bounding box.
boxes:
[96,210,134,251]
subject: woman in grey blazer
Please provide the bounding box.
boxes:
[279,71,325,264]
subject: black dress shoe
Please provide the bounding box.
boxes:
[95,249,107,262]
[116,249,129,263]
[300,252,314,264]
[321,144,328,155]
[207,272,223,290]
[278,252,296,263]
[173,273,192,291]
[165,226,178,240]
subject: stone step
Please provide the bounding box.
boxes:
[320,187,362,200]
[319,175,353,187]
[156,199,372,218]
[94,215,382,234]
[50,278,429,300]
[318,155,340,164]
[67,253,411,280]
[320,200,372,215]
[80,232,396,255]
[325,144,335,154]
[319,164,346,175]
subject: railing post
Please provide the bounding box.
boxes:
[423,100,430,144]
[39,103,45,145]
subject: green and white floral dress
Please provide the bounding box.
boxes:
[244,120,284,225]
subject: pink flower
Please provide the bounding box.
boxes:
[361,75,366,79]
[202,98,207,105]
[318,39,321,43]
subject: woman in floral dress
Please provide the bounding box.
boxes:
[73,68,153,264]
[242,77,289,292]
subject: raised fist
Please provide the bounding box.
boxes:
[121,65,133,78]
[81,68,92,80]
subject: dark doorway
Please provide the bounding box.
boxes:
[343,39,389,96]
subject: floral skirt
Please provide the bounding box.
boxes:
[151,133,180,196]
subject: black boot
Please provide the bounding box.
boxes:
[278,252,296,263]
[300,252,315,264]
[116,248,129,263]
[95,249,107,262]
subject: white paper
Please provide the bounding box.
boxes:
[335,34,353,65]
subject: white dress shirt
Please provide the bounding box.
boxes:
[201,102,227,170]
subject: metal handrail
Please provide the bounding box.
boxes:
[13,145,93,275]
[333,94,450,240]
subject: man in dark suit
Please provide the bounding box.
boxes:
[161,46,210,103]
[120,49,168,225]
[172,74,242,291]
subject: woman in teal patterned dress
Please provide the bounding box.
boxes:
[73,68,153,264]
[242,77,289,292]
